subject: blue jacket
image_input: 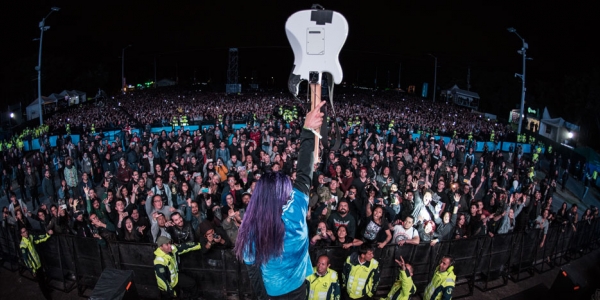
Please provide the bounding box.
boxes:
[243,129,315,296]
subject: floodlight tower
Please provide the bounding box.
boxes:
[226,48,240,94]
[36,6,61,125]
[507,27,530,135]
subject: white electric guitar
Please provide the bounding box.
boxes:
[285,5,349,162]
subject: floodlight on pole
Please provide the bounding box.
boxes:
[507,27,529,135]
[428,53,437,102]
[122,44,132,92]
[36,6,61,126]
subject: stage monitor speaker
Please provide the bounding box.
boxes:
[549,267,585,298]
[89,269,138,300]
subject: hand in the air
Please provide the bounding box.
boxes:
[303,101,325,131]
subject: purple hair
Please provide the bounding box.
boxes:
[234,171,292,266]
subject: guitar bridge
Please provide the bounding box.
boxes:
[309,71,320,84]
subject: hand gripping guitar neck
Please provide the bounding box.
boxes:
[285,4,348,163]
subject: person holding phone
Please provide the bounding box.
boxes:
[309,221,335,247]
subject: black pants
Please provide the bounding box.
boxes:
[19,184,27,202]
[36,268,53,300]
[269,280,307,300]
[246,264,268,300]
[30,187,41,208]
[159,272,198,300]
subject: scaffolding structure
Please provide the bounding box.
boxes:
[226,48,241,94]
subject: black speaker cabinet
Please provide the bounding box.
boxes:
[89,269,138,300]
[549,267,584,298]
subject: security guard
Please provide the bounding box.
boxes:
[529,166,535,181]
[180,115,189,126]
[91,123,95,134]
[20,227,54,300]
[423,255,456,300]
[154,236,201,299]
[489,130,495,142]
[307,255,341,300]
[383,256,416,300]
[171,116,179,130]
[342,245,380,299]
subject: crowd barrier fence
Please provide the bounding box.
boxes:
[1,218,599,299]
[24,127,534,156]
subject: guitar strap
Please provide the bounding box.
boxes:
[325,73,342,152]
[301,73,341,153]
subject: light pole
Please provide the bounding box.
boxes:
[428,54,437,102]
[507,27,529,135]
[36,6,60,126]
[121,44,132,92]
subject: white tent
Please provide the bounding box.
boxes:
[538,107,580,143]
[442,84,480,109]
[26,96,56,120]
[157,78,177,87]
[73,90,87,103]
[60,90,83,105]
[48,93,65,101]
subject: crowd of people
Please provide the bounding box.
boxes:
[44,103,131,131]
[39,86,517,143]
[2,87,599,300]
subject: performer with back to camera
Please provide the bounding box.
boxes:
[234,100,325,299]
[235,5,348,299]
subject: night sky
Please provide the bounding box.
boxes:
[2,1,599,131]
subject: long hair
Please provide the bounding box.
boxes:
[234,171,291,266]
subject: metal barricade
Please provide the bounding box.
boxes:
[510,229,540,282]
[35,235,76,292]
[0,224,19,271]
[474,233,514,291]
[3,219,599,300]
[437,237,485,297]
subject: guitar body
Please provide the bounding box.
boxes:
[285,8,349,96]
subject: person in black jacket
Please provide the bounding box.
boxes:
[16,164,27,202]
[25,167,41,210]
[118,216,145,242]
[167,212,195,244]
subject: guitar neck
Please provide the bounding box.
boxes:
[309,83,322,164]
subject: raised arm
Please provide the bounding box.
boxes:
[293,101,325,195]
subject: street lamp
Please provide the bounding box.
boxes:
[428,54,437,102]
[507,27,529,135]
[122,44,132,92]
[36,6,61,126]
